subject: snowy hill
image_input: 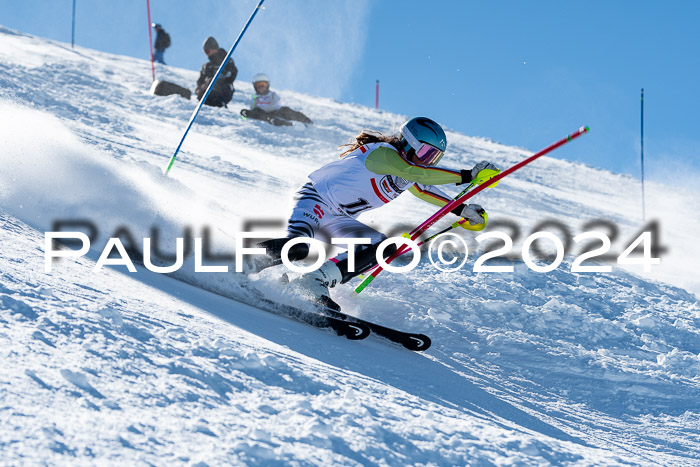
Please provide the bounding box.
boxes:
[1,26,699,465]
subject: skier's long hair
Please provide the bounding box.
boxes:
[339,130,401,158]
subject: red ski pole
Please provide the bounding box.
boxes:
[146,0,155,82]
[355,125,590,294]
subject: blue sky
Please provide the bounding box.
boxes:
[2,0,699,184]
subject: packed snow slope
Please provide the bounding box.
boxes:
[1,26,699,465]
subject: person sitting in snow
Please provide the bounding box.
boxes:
[240,73,313,126]
[195,36,238,108]
[245,117,499,310]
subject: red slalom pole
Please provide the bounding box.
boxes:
[355,125,590,293]
[375,80,379,109]
[146,0,155,82]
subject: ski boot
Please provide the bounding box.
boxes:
[242,238,309,275]
[289,261,343,311]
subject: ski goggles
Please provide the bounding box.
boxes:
[401,126,444,166]
[414,143,444,166]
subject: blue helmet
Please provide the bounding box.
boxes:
[399,117,447,166]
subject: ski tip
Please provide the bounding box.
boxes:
[346,323,371,340]
[330,319,370,340]
[583,125,590,133]
[404,334,432,351]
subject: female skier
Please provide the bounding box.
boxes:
[249,117,499,309]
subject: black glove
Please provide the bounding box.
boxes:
[458,161,500,185]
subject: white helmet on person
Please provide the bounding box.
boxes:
[252,73,270,85]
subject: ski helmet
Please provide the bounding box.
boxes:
[399,117,447,166]
[252,73,270,85]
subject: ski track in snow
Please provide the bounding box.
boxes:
[1,26,699,465]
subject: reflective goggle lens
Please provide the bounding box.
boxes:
[415,144,444,166]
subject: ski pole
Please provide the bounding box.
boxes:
[358,218,469,279]
[164,0,266,175]
[356,181,483,279]
[360,182,480,277]
[418,218,468,248]
[355,125,590,294]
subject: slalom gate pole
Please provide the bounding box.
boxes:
[640,88,646,220]
[362,218,470,276]
[375,80,379,109]
[71,0,76,49]
[164,0,266,176]
[361,182,476,277]
[358,219,466,280]
[146,0,155,82]
[355,125,590,294]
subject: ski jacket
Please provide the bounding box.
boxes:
[196,48,238,93]
[308,142,462,218]
[154,30,170,51]
[251,90,281,112]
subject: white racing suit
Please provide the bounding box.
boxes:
[276,142,463,279]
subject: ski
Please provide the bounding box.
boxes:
[250,294,370,340]
[246,289,430,350]
[324,308,432,351]
[159,273,427,349]
[361,319,431,351]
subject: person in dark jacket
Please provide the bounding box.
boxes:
[152,23,170,65]
[195,36,238,108]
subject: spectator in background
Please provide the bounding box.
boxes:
[241,73,313,126]
[152,23,170,65]
[196,36,238,108]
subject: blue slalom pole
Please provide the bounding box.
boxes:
[71,0,76,48]
[164,0,266,175]
[641,88,645,220]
